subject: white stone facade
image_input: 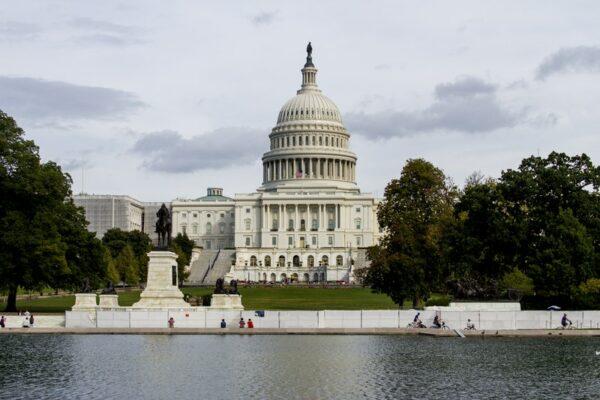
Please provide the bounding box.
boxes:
[73,195,146,239]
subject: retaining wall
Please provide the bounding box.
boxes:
[63,309,600,329]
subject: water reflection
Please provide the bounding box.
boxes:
[0,335,599,399]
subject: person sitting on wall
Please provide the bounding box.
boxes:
[22,317,30,328]
[220,319,226,328]
[239,318,246,328]
[432,315,442,328]
[465,319,476,330]
[561,313,572,329]
[168,317,175,328]
[247,319,254,328]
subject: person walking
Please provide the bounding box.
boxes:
[29,314,34,327]
[0,316,5,328]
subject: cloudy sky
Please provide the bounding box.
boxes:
[1,1,599,201]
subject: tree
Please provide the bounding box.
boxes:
[0,110,107,311]
[102,228,152,281]
[499,152,600,298]
[114,245,139,286]
[170,233,195,285]
[366,159,457,307]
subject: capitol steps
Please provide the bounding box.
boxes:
[204,250,236,284]
[187,250,220,284]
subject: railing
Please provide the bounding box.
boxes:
[200,249,221,283]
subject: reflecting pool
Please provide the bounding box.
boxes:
[1,335,598,399]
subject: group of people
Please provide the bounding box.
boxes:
[0,312,35,328]
[222,318,254,328]
[412,312,477,330]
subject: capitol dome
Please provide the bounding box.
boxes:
[259,43,358,193]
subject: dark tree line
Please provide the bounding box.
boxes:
[367,154,600,309]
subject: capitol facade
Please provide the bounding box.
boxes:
[76,45,381,284]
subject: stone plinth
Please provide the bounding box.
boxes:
[99,295,119,308]
[132,251,189,308]
[72,293,97,310]
[211,294,244,310]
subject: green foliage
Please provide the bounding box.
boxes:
[114,245,139,286]
[0,110,110,311]
[425,295,451,307]
[102,228,151,282]
[366,159,456,306]
[170,233,195,284]
[500,268,534,296]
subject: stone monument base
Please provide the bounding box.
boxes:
[73,293,97,310]
[211,294,244,310]
[132,250,189,309]
[99,294,119,308]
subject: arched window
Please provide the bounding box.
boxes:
[300,219,306,231]
[205,222,212,234]
[293,255,300,266]
[321,255,329,266]
[278,256,285,267]
[336,255,343,266]
[308,255,314,267]
[250,256,257,266]
[265,256,271,267]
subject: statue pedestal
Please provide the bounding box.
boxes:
[98,295,119,308]
[73,293,97,310]
[132,251,189,309]
[211,294,244,310]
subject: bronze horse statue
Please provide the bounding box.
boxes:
[155,203,172,249]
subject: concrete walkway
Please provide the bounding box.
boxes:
[2,327,600,336]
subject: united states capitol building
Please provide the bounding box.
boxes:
[75,45,382,284]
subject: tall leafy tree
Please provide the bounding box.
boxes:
[102,228,152,281]
[170,233,195,285]
[0,110,106,311]
[499,152,600,298]
[366,159,456,307]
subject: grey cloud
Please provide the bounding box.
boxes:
[0,76,146,122]
[62,158,93,171]
[69,18,132,34]
[0,21,41,40]
[74,33,144,46]
[251,11,279,26]
[536,46,600,80]
[434,76,496,99]
[68,17,144,46]
[131,128,265,173]
[345,76,524,140]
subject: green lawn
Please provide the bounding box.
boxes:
[1,287,400,313]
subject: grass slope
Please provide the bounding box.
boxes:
[1,287,399,313]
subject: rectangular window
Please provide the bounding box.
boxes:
[245,237,250,246]
[356,208,360,213]
[288,236,293,246]
[220,213,224,218]
[206,240,212,249]
[356,236,361,246]
[192,225,198,234]
[193,213,198,218]
[182,225,187,235]
[311,236,317,246]
[272,236,277,246]
[246,208,251,213]
[182,213,187,218]
[328,236,333,246]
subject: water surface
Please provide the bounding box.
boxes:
[1,335,599,399]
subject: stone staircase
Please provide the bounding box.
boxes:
[187,250,220,284]
[204,250,236,284]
